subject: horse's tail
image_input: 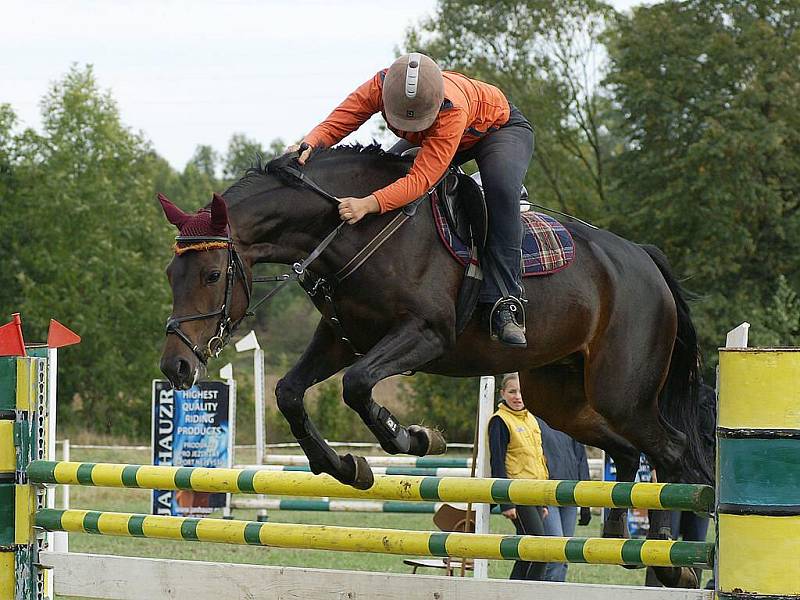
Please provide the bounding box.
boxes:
[641,245,714,486]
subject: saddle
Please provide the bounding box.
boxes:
[402,149,575,336]
[430,168,576,335]
[431,168,487,334]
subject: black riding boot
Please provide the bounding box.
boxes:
[490,298,527,348]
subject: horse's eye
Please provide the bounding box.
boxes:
[206,271,222,284]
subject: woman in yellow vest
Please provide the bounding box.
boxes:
[489,372,549,580]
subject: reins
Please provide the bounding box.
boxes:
[165,162,418,363]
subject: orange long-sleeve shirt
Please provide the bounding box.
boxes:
[304,70,511,213]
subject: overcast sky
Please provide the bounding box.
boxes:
[2,0,647,170]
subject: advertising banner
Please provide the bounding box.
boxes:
[151,380,234,516]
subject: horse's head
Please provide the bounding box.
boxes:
[158,192,251,389]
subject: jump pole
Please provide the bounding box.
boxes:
[26,460,714,512]
[34,508,713,569]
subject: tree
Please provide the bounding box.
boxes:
[605,1,800,362]
[0,65,173,435]
[222,134,286,183]
[751,276,800,347]
[0,105,23,304]
[404,374,481,443]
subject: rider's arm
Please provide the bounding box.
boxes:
[372,107,467,213]
[303,71,384,149]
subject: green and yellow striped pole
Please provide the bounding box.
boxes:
[717,349,800,599]
[0,356,14,600]
[1,354,48,600]
[27,460,714,513]
[35,508,713,568]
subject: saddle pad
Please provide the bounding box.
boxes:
[432,200,575,276]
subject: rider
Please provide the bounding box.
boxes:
[287,53,534,347]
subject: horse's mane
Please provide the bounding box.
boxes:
[267,143,408,184]
[222,143,410,205]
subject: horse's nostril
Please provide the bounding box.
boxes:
[175,357,191,381]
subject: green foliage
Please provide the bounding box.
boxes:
[605,1,800,362]
[0,66,299,438]
[403,374,481,443]
[312,380,373,441]
[223,134,285,183]
[750,276,800,347]
[0,65,173,434]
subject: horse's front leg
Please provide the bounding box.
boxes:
[342,317,448,465]
[274,319,371,488]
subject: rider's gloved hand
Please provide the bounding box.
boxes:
[286,141,313,165]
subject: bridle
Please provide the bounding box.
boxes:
[164,163,347,365]
[164,159,421,365]
[165,235,252,365]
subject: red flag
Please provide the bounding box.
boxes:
[0,313,26,357]
[47,320,81,349]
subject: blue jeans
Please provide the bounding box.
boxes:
[543,505,577,582]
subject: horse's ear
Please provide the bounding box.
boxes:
[158,193,190,229]
[210,193,229,234]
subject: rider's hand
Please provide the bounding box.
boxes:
[501,507,517,520]
[286,142,313,165]
[339,195,380,225]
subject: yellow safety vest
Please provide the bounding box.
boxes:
[491,403,549,480]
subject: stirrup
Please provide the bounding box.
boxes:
[489,296,526,338]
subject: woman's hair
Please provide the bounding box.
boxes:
[500,372,519,391]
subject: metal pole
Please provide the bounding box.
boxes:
[472,376,494,579]
[53,438,69,552]
[254,347,267,522]
[46,348,57,557]
[254,348,265,467]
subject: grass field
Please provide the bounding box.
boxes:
[52,445,713,599]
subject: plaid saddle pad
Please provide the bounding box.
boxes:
[432,200,575,276]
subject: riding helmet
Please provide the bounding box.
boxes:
[382,53,444,132]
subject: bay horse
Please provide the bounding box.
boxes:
[158,145,711,587]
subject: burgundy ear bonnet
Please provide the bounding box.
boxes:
[158,193,230,253]
[158,192,230,237]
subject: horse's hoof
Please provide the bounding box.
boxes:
[602,518,630,539]
[409,425,447,456]
[342,453,374,490]
[651,566,699,589]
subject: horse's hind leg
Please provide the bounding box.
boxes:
[342,318,448,461]
[585,341,698,588]
[275,320,371,488]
